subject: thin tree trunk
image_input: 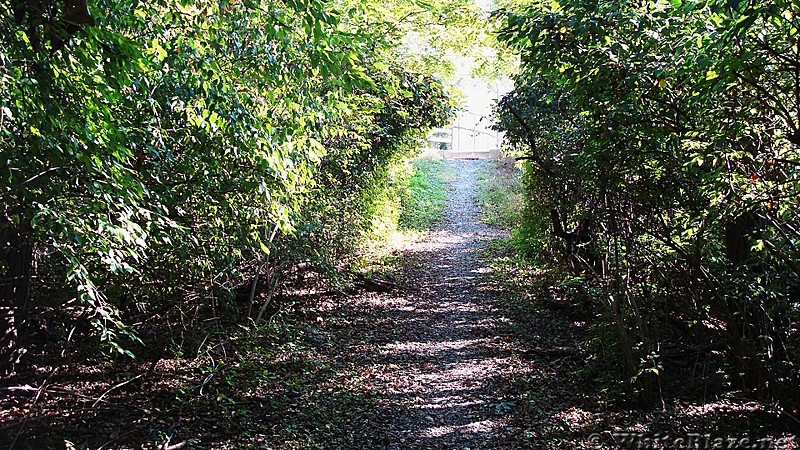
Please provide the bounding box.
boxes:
[0,226,32,376]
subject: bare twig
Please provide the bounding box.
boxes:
[0,407,117,432]
[8,366,60,450]
[92,373,147,407]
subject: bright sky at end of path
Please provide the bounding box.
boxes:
[440,52,514,153]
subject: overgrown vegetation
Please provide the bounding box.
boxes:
[4,0,798,445]
[399,155,451,232]
[480,155,797,447]
[493,0,800,412]
[476,156,523,229]
[0,0,468,374]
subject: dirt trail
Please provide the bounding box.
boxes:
[360,159,530,449]
[4,158,790,448]
[0,159,539,449]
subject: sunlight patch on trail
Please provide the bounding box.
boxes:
[362,159,528,449]
[422,419,503,438]
[380,338,498,354]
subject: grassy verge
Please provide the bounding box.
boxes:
[398,154,451,232]
[358,151,452,276]
[476,156,523,229]
[366,151,452,242]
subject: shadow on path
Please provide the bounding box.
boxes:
[0,159,541,449]
[345,159,532,449]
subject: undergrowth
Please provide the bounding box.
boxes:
[475,156,523,229]
[399,154,451,231]
[477,157,798,447]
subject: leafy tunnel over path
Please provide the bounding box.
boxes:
[2,158,796,448]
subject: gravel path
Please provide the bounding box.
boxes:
[361,159,530,449]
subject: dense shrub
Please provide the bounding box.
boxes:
[494,0,800,407]
[0,0,451,372]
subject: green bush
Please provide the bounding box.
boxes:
[0,0,452,370]
[494,0,800,407]
[399,156,451,231]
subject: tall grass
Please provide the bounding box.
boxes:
[398,154,451,231]
[360,152,452,263]
[476,157,523,229]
